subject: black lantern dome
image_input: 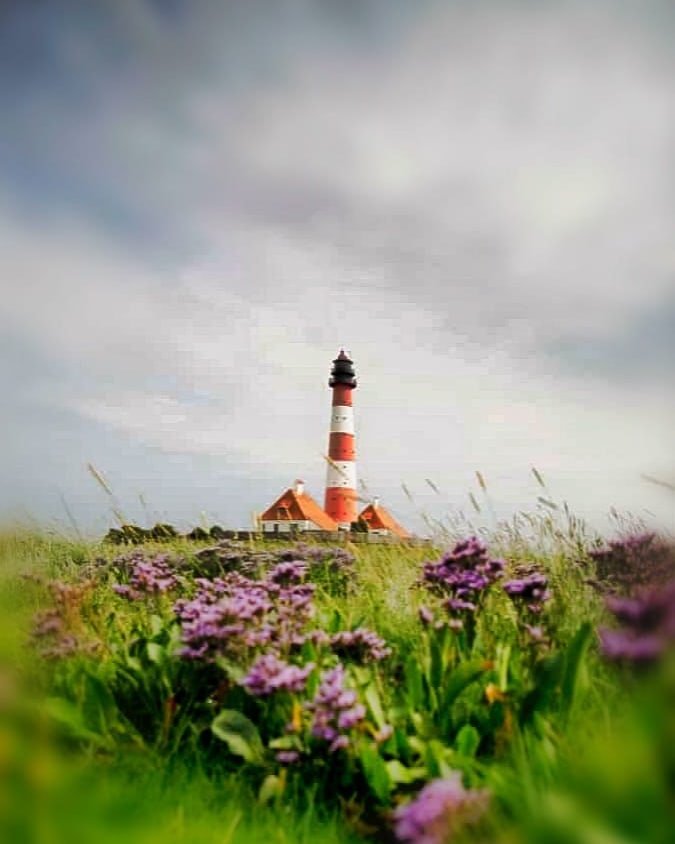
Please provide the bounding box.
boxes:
[328,349,357,389]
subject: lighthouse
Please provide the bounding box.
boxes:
[324,349,358,529]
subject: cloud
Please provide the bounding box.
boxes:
[209,1,674,356]
[1,1,673,533]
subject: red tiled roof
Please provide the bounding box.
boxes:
[260,488,339,531]
[359,503,410,538]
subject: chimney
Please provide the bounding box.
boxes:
[373,496,380,509]
[294,479,305,495]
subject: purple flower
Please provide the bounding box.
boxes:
[328,735,350,753]
[589,532,675,592]
[240,654,314,697]
[419,537,504,618]
[605,594,665,628]
[524,624,545,641]
[503,571,551,615]
[445,598,476,613]
[502,579,524,595]
[305,664,365,751]
[30,580,99,660]
[503,573,548,599]
[279,543,356,580]
[337,704,366,730]
[276,750,300,764]
[32,611,63,637]
[266,560,308,585]
[112,584,142,600]
[112,552,179,599]
[598,630,664,663]
[599,578,675,665]
[39,634,81,660]
[329,628,392,663]
[392,773,489,844]
[375,724,394,744]
[419,606,434,626]
[336,689,357,708]
[174,568,318,662]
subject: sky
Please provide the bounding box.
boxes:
[1,0,673,538]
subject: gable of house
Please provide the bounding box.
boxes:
[359,503,410,538]
[260,489,339,531]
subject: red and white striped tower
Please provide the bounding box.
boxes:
[324,349,358,529]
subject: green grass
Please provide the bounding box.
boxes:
[0,520,673,844]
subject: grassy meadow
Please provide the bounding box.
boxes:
[0,500,673,844]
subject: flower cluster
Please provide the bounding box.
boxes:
[279,542,356,573]
[329,628,392,663]
[190,540,356,586]
[420,537,504,615]
[275,750,301,765]
[193,540,278,578]
[305,664,366,753]
[503,569,551,615]
[265,563,316,648]
[174,564,316,661]
[392,773,490,844]
[174,573,272,660]
[278,543,356,595]
[589,533,675,593]
[417,605,463,632]
[266,559,308,585]
[112,551,179,600]
[31,579,99,659]
[240,653,314,697]
[599,578,675,665]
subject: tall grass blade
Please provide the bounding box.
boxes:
[532,466,546,488]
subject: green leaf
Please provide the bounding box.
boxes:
[269,735,302,751]
[212,709,265,764]
[258,774,285,805]
[82,672,117,735]
[351,665,371,686]
[455,724,481,758]
[385,760,427,785]
[560,622,592,714]
[214,656,246,683]
[327,608,343,634]
[437,661,486,736]
[442,661,486,710]
[404,653,425,710]
[124,655,144,674]
[300,639,318,665]
[429,625,449,694]
[521,653,565,722]
[394,726,414,762]
[407,735,426,756]
[496,643,511,692]
[363,682,386,730]
[43,697,105,744]
[359,744,391,802]
[146,641,164,665]
[423,739,447,778]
